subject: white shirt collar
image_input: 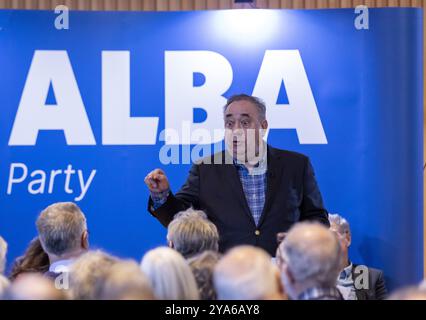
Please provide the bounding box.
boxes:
[49,258,75,273]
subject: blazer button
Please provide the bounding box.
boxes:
[255,230,260,236]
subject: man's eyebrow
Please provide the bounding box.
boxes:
[225,113,251,118]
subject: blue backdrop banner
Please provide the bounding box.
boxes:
[0,8,423,289]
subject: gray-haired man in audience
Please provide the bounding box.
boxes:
[167,208,219,259]
[329,213,387,300]
[277,222,343,300]
[36,202,89,280]
[213,246,285,300]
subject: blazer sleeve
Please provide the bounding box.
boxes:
[147,164,200,227]
[300,157,330,226]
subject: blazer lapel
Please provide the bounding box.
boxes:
[258,146,285,227]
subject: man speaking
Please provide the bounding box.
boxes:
[145,94,329,256]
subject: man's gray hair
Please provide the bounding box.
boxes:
[223,94,267,120]
[70,250,119,300]
[279,222,342,288]
[36,202,87,256]
[167,208,219,258]
[328,213,351,235]
[97,260,155,300]
[213,246,280,300]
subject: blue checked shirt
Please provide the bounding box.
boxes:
[336,262,358,300]
[151,150,268,226]
[233,154,267,226]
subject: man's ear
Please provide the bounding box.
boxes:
[81,230,89,250]
[38,238,48,255]
[346,232,352,247]
[283,264,295,285]
[261,119,268,131]
[168,240,174,249]
[259,120,268,141]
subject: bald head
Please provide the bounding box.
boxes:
[214,246,283,300]
[278,222,342,289]
[3,273,66,300]
[388,286,426,300]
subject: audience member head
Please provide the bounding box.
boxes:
[328,213,351,269]
[2,273,66,300]
[98,260,155,300]
[36,202,89,264]
[0,274,9,297]
[277,222,342,300]
[188,250,221,300]
[167,208,219,258]
[214,246,285,300]
[69,250,118,299]
[0,236,7,275]
[388,286,426,300]
[140,247,199,300]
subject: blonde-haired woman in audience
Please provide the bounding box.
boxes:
[140,247,199,300]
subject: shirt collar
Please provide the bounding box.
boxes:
[49,258,76,273]
[339,262,353,279]
[233,145,268,176]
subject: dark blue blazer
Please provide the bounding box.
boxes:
[148,145,329,256]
